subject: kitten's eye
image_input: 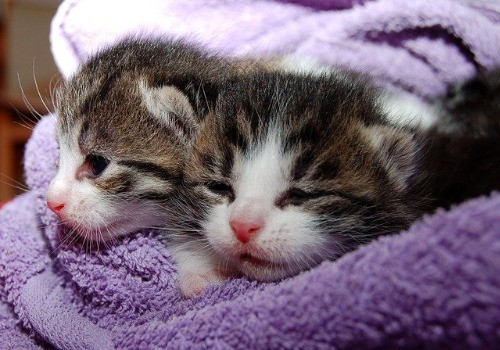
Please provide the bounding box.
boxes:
[206,181,234,197]
[87,154,110,177]
[277,188,316,207]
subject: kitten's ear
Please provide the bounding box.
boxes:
[139,81,199,141]
[362,125,417,191]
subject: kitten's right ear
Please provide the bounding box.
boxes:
[139,81,199,141]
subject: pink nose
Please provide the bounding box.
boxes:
[230,219,263,243]
[47,200,65,217]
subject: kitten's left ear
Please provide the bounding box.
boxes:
[139,81,199,141]
[362,125,417,192]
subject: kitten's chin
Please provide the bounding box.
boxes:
[69,223,126,242]
[234,253,304,282]
[79,224,127,241]
[62,217,144,242]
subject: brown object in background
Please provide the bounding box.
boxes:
[0,0,61,202]
[0,109,32,201]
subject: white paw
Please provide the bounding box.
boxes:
[179,270,224,298]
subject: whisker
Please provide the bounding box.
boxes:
[0,176,29,194]
[9,102,39,129]
[17,73,43,120]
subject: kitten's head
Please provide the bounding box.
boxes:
[184,72,420,281]
[47,40,208,241]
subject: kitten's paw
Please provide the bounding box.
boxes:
[179,270,224,298]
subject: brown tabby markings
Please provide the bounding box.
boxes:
[49,38,277,240]
[184,71,421,248]
[96,173,134,194]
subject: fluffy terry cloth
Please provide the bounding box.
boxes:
[51,0,500,97]
[1,0,499,348]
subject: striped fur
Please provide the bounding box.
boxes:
[175,71,424,293]
[174,68,500,296]
[47,38,259,241]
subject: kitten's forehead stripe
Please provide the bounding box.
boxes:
[200,153,217,171]
[226,119,249,152]
[291,147,314,181]
[310,159,340,181]
[285,119,322,148]
[220,146,234,179]
[78,72,120,118]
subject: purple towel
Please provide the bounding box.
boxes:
[1,0,499,348]
[51,0,500,97]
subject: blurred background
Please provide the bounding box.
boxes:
[0,0,61,202]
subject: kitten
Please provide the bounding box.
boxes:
[173,70,425,296]
[173,69,500,297]
[47,38,261,242]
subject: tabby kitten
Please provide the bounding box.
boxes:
[173,70,427,296]
[173,69,500,297]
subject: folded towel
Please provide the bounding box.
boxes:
[1,0,499,348]
[1,299,42,350]
[51,0,500,98]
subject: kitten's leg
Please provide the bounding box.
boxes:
[169,240,233,298]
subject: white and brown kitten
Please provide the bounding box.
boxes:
[173,69,424,296]
[47,38,258,241]
[173,69,500,297]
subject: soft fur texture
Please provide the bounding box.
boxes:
[177,71,426,290]
[1,0,499,348]
[47,38,250,242]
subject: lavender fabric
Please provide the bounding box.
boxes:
[50,0,500,98]
[1,0,499,348]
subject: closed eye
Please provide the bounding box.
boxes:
[276,188,374,208]
[205,181,234,199]
[276,188,319,207]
